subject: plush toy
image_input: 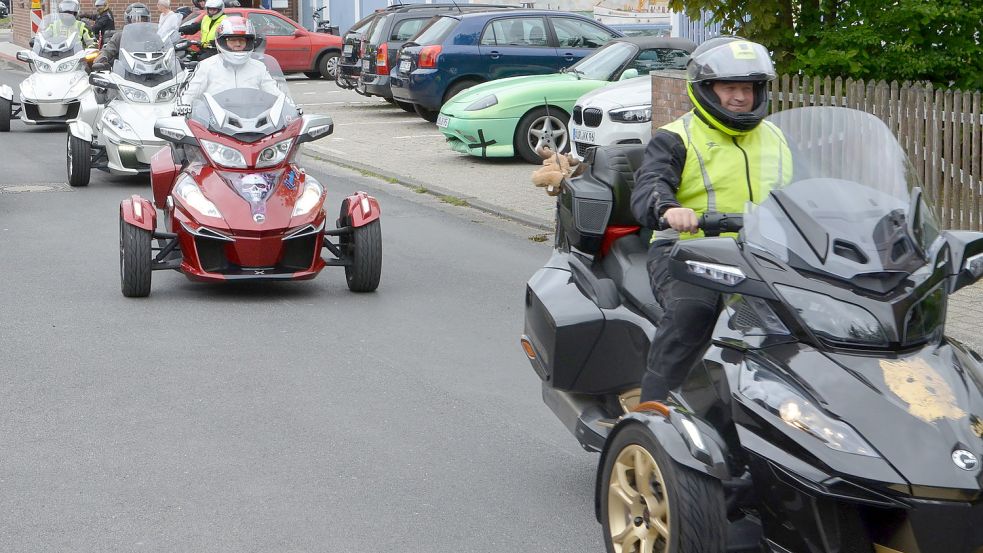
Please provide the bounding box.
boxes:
[530,145,587,196]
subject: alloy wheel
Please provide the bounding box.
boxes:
[526,114,568,154]
[607,444,671,553]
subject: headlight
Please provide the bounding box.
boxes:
[119,84,150,103]
[174,174,222,218]
[465,95,497,111]
[155,84,179,103]
[739,358,879,457]
[55,59,79,72]
[291,177,324,217]
[776,284,888,346]
[200,139,247,169]
[103,107,136,136]
[609,105,652,123]
[33,59,53,72]
[256,138,294,168]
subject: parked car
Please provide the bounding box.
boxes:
[0,2,8,18]
[337,12,378,89]
[181,8,342,79]
[607,23,671,37]
[437,36,694,163]
[391,10,623,122]
[357,3,517,110]
[568,75,653,161]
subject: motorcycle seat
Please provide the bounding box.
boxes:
[603,232,663,323]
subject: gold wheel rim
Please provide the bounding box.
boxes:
[607,444,671,553]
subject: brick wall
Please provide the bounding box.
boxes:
[12,0,297,46]
[650,70,691,130]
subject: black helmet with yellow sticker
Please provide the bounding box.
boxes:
[686,36,776,135]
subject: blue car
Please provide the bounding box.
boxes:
[390,9,622,122]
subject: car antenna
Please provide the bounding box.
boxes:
[543,97,562,196]
[449,0,462,13]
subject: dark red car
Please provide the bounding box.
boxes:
[182,8,342,79]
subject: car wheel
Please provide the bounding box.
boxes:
[304,71,322,80]
[339,201,382,293]
[395,101,415,113]
[414,104,439,123]
[515,107,569,164]
[599,423,726,553]
[318,52,340,79]
[0,97,11,132]
[119,217,152,297]
[67,132,91,187]
[443,79,479,104]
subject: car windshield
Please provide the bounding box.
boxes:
[743,106,941,281]
[412,15,456,45]
[568,41,637,80]
[189,55,298,140]
[34,13,84,61]
[113,22,180,87]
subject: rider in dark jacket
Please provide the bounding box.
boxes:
[91,3,151,71]
[81,0,114,45]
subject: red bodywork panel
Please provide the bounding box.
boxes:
[150,147,180,209]
[120,195,157,232]
[343,191,381,227]
[601,225,641,256]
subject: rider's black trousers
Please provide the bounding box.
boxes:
[640,241,722,403]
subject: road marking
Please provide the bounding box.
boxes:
[299,101,380,106]
[393,134,445,139]
[0,183,72,193]
[335,121,421,126]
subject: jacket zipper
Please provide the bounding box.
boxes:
[733,137,753,202]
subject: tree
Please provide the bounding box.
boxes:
[669,0,983,90]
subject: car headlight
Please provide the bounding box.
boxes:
[119,84,150,103]
[776,284,888,346]
[174,174,222,218]
[739,358,879,457]
[200,139,247,169]
[56,59,79,72]
[609,105,652,123]
[291,177,324,217]
[256,138,294,168]
[465,95,497,111]
[102,107,136,136]
[155,84,179,103]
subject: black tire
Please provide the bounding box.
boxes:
[414,103,439,123]
[395,100,415,113]
[339,201,382,292]
[514,106,570,164]
[304,71,322,80]
[318,51,340,79]
[383,97,396,105]
[119,217,152,297]
[599,423,726,553]
[67,132,91,187]
[0,97,10,132]
[443,79,479,104]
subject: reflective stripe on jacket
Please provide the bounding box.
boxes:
[200,13,226,48]
[656,111,792,240]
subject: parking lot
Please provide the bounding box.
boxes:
[287,77,555,228]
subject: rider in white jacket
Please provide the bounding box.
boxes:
[176,17,282,112]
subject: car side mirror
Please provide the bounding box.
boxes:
[296,114,333,144]
[293,28,304,37]
[619,68,639,81]
[89,73,117,89]
[15,50,31,62]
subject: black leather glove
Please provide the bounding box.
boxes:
[173,104,192,117]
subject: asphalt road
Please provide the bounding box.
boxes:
[0,68,603,552]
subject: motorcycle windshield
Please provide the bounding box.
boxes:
[113,22,180,87]
[34,14,84,61]
[743,106,941,282]
[189,55,297,141]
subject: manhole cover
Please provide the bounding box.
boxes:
[0,183,72,193]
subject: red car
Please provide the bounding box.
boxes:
[182,8,342,79]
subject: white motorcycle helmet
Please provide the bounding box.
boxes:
[204,0,223,18]
[214,16,257,66]
[58,0,80,17]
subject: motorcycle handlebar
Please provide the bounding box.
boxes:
[657,212,744,235]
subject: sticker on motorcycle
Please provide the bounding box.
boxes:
[881,358,967,423]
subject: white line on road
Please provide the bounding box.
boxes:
[299,101,381,106]
[393,134,445,139]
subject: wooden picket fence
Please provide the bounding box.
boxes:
[770,75,983,230]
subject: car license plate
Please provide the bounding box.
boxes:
[362,59,370,71]
[343,44,352,55]
[399,60,411,73]
[436,114,449,128]
[574,127,595,143]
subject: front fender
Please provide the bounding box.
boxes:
[343,191,381,227]
[0,84,12,102]
[69,119,93,142]
[120,194,157,232]
[594,410,730,522]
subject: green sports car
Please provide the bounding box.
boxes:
[437,36,695,164]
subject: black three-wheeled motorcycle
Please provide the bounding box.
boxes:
[521,106,983,553]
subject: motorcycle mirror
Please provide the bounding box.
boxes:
[15,50,30,63]
[174,39,190,50]
[154,117,197,145]
[668,236,778,299]
[296,114,334,144]
[944,230,983,293]
[88,73,117,90]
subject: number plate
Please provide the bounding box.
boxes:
[362,59,370,71]
[399,59,411,73]
[573,127,595,143]
[343,44,352,55]
[436,114,450,128]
